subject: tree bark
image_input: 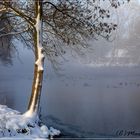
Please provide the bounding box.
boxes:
[27,0,44,116]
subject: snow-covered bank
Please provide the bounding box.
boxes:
[0,105,60,139]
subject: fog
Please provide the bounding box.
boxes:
[0,0,140,138]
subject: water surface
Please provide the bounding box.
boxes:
[0,50,140,138]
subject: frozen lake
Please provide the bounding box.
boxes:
[0,49,140,138]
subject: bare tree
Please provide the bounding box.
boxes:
[0,10,14,65]
[0,0,130,117]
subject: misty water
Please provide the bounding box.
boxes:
[1,0,140,138]
[1,45,140,138]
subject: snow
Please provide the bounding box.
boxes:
[35,47,44,71]
[23,110,37,118]
[34,4,45,71]
[0,105,60,139]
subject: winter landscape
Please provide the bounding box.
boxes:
[0,0,140,139]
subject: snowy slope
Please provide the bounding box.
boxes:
[0,105,60,139]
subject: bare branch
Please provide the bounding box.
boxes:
[0,27,30,38]
[0,7,7,13]
[1,1,35,27]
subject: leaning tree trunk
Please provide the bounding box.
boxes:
[26,0,45,117]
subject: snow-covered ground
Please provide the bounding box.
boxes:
[0,105,60,139]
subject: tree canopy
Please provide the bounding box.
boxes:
[0,0,130,61]
[0,0,130,115]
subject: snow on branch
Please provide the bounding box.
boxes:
[0,8,7,13]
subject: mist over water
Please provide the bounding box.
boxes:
[0,0,140,138]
